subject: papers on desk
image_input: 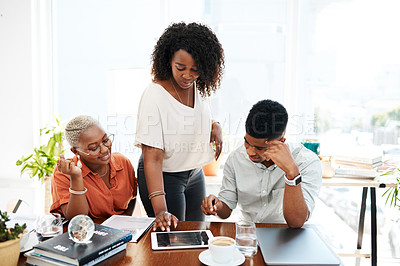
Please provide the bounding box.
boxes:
[7,213,37,232]
[101,215,155,242]
[8,213,39,252]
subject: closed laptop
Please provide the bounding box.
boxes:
[256,226,341,266]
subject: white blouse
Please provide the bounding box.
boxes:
[135,82,214,172]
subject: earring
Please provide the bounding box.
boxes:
[77,155,82,168]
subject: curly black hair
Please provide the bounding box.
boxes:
[151,22,224,97]
[245,100,288,140]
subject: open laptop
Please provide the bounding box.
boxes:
[256,226,342,266]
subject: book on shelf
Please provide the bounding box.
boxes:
[101,215,155,242]
[31,224,132,266]
[333,159,382,169]
[334,165,377,178]
[25,243,126,266]
[333,154,382,165]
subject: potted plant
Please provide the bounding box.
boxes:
[379,167,400,257]
[203,131,228,176]
[16,115,65,213]
[0,211,27,266]
[380,167,400,209]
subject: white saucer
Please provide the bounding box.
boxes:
[199,249,245,266]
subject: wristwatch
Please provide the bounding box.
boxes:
[284,174,302,186]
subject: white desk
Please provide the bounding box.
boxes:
[322,176,397,266]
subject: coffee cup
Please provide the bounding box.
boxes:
[208,236,236,264]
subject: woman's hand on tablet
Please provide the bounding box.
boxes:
[153,211,179,232]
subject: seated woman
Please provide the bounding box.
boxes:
[50,115,137,222]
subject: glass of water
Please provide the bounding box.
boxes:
[36,213,63,243]
[235,220,257,257]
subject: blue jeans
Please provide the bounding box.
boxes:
[137,156,206,221]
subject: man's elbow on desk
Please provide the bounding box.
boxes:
[286,220,306,229]
[284,210,309,228]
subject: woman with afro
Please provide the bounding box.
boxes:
[135,22,225,231]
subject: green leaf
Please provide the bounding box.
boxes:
[54,132,63,143]
[37,150,47,157]
[382,188,390,197]
[16,154,33,165]
[20,164,29,173]
[31,167,39,178]
[15,115,66,181]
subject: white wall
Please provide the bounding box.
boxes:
[0,0,42,213]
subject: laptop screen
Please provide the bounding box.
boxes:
[256,226,341,266]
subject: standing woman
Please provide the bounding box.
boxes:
[51,115,137,222]
[135,22,224,231]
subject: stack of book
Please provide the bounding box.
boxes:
[333,154,383,178]
[25,224,132,265]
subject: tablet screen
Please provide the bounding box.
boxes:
[151,230,213,250]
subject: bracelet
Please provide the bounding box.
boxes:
[148,192,166,200]
[148,190,164,198]
[69,187,87,195]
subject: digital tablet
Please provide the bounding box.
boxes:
[151,230,213,250]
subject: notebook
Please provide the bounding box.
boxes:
[256,226,341,266]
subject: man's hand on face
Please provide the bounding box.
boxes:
[261,139,299,178]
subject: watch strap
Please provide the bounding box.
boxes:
[284,174,302,186]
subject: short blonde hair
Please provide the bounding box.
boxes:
[65,115,100,148]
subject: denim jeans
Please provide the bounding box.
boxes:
[137,156,206,221]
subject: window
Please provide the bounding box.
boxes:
[303,0,400,156]
[52,0,400,159]
[48,1,400,261]
[52,0,294,163]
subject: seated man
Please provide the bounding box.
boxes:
[201,100,322,228]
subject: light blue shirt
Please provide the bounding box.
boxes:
[218,142,322,223]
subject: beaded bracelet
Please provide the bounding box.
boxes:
[69,187,87,195]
